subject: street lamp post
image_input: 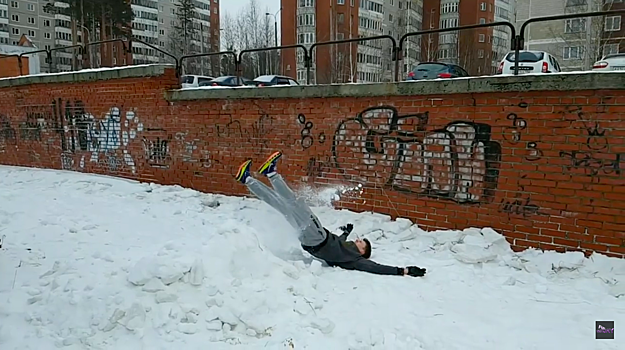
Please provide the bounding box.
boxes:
[265,8,282,75]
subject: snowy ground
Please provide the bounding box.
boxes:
[0,166,623,350]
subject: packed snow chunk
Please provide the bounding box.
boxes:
[118,302,147,331]
[188,258,205,286]
[309,260,323,275]
[127,254,190,286]
[142,278,166,293]
[450,243,498,264]
[155,291,178,303]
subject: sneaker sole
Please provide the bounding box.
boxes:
[236,160,252,181]
[258,151,282,173]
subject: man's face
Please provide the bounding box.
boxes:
[354,239,367,255]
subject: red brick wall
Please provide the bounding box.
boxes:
[0,55,29,78]
[1,69,624,257]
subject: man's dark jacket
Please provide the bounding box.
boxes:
[301,228,404,276]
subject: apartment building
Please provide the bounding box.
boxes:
[377,0,423,81]
[491,0,516,73]
[423,0,498,76]
[3,0,219,75]
[282,0,359,84]
[282,0,423,84]
[516,0,621,71]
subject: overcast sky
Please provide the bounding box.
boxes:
[220,0,281,19]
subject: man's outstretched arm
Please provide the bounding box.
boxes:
[339,259,427,277]
[339,258,405,276]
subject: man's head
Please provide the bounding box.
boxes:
[354,238,372,259]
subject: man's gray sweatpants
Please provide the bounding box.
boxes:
[245,173,327,247]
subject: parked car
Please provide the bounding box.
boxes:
[180,75,214,88]
[497,51,561,75]
[406,62,470,81]
[592,53,625,71]
[199,76,258,87]
[253,75,299,87]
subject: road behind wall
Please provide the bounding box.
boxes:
[0,65,624,257]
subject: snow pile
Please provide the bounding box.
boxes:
[0,166,624,350]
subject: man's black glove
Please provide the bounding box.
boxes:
[406,266,426,277]
[339,223,353,234]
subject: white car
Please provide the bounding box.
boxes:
[497,50,562,75]
[592,53,625,71]
[180,75,215,88]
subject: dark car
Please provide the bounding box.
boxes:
[406,62,470,81]
[199,76,257,87]
[253,75,299,87]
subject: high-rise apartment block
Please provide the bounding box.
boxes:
[516,0,623,71]
[282,0,521,81]
[2,0,220,74]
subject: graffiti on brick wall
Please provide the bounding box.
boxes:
[51,100,143,173]
[297,114,326,150]
[19,109,47,141]
[216,114,277,154]
[500,104,543,162]
[0,115,17,151]
[498,175,544,217]
[559,106,623,180]
[142,131,172,168]
[305,155,332,179]
[332,106,502,204]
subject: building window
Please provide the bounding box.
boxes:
[478,49,484,58]
[337,32,344,40]
[28,30,35,37]
[351,0,355,6]
[479,18,486,24]
[297,32,315,44]
[563,46,583,60]
[159,29,164,35]
[11,14,18,22]
[479,34,485,42]
[10,0,17,8]
[299,0,315,7]
[28,3,35,11]
[28,17,36,24]
[603,43,619,56]
[11,27,18,35]
[44,19,51,27]
[44,32,51,39]
[605,16,621,31]
[480,2,486,11]
[440,18,458,29]
[337,13,344,24]
[564,18,586,33]
[338,0,345,4]
[298,13,316,26]
[441,2,458,14]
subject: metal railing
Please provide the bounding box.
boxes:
[3,9,625,83]
[397,21,517,81]
[308,35,396,84]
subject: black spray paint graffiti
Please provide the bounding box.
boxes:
[332,106,502,204]
[52,98,94,153]
[0,115,17,145]
[498,175,544,217]
[501,107,543,162]
[143,134,172,168]
[216,114,276,154]
[297,114,326,149]
[305,156,332,179]
[559,106,622,179]
[19,110,46,141]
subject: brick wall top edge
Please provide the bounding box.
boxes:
[166,72,625,101]
[0,64,174,88]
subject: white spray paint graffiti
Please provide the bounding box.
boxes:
[333,106,502,204]
[74,108,143,174]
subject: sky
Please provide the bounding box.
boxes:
[220,0,281,20]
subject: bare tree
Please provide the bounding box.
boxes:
[219,0,274,78]
[549,0,625,70]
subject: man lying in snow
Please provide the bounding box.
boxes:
[234,151,427,278]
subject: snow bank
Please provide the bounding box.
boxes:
[0,165,623,349]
